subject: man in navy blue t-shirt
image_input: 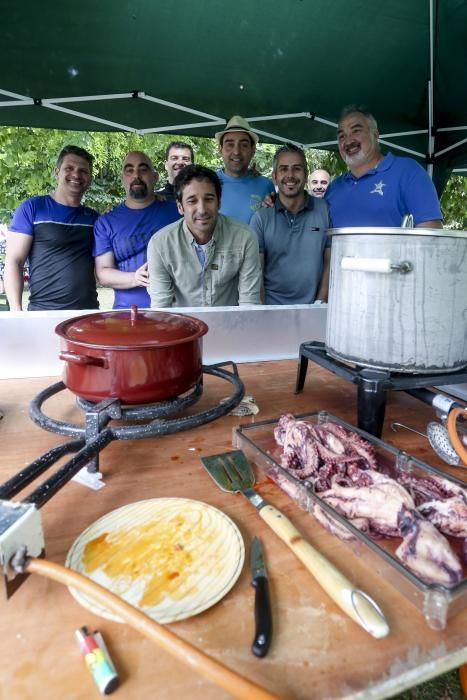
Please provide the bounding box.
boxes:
[5,145,99,311]
[93,151,180,309]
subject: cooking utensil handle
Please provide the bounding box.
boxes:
[447,407,467,464]
[259,504,389,639]
[341,257,412,274]
[59,351,108,368]
[251,576,272,658]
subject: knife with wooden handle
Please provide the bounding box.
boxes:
[250,536,272,658]
[256,499,389,639]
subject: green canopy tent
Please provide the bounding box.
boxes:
[1,0,466,193]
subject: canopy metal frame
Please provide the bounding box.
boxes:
[1,87,465,168]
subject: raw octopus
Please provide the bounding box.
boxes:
[273,414,465,586]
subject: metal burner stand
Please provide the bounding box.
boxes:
[0,362,244,508]
[295,341,467,437]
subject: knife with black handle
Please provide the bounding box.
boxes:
[250,536,272,658]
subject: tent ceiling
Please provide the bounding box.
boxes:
[2,1,467,188]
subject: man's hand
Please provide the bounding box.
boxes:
[261,191,276,209]
[134,261,150,287]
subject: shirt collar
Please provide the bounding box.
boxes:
[275,192,315,213]
[183,219,218,247]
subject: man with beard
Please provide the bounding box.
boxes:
[5,145,99,310]
[156,141,194,200]
[94,151,180,308]
[250,144,331,304]
[308,169,331,198]
[216,115,274,224]
[326,106,443,227]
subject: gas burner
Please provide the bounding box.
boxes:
[0,362,244,508]
[296,341,467,438]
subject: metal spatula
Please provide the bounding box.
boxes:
[201,450,389,639]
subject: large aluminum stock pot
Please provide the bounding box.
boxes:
[326,228,467,373]
[56,306,208,404]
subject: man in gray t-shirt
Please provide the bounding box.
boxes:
[250,144,331,305]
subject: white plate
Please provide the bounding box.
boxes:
[65,497,244,623]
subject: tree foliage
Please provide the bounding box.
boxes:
[0,126,465,227]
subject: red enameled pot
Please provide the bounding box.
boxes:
[55,306,208,404]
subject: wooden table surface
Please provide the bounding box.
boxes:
[0,360,466,700]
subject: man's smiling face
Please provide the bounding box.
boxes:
[337,112,379,169]
[273,150,307,200]
[165,147,193,184]
[54,154,92,200]
[177,177,219,242]
[219,131,255,178]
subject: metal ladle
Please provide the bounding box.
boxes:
[390,421,460,465]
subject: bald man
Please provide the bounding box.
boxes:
[93,151,180,308]
[308,169,331,198]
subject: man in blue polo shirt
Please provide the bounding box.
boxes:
[250,144,331,305]
[94,151,180,308]
[326,106,443,228]
[216,116,274,224]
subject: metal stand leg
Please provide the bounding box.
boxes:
[295,345,309,393]
[356,370,390,438]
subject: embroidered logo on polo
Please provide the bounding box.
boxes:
[370,180,386,196]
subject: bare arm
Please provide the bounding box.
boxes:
[95,251,149,289]
[4,232,32,311]
[315,248,331,302]
[416,220,443,229]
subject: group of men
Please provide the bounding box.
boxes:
[4,106,443,312]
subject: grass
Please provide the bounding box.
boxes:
[392,669,463,699]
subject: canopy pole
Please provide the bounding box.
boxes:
[427,0,435,177]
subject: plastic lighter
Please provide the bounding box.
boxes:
[75,626,119,695]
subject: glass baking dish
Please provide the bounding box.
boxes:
[233,411,467,630]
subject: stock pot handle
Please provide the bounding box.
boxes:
[341,257,412,274]
[59,351,108,368]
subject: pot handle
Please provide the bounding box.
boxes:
[59,351,108,369]
[341,257,413,274]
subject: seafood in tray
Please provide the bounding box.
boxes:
[233,411,467,630]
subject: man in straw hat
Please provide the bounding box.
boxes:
[215,115,274,225]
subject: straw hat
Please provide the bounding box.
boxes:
[215,115,259,145]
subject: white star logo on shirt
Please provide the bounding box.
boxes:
[370,180,386,196]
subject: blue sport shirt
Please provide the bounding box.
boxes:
[93,198,180,308]
[217,170,274,224]
[325,153,442,227]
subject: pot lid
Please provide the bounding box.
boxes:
[56,306,208,348]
